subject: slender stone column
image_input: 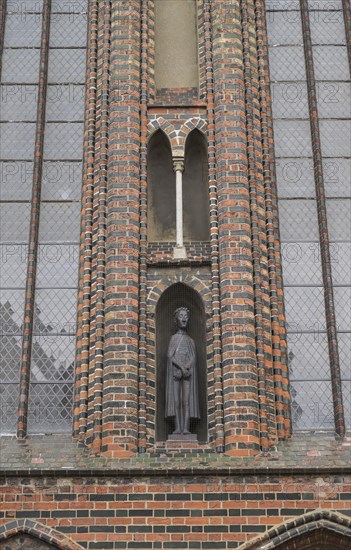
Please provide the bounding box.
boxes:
[173,158,187,259]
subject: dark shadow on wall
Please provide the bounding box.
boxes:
[147,129,175,241]
[183,129,210,242]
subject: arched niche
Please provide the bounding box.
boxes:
[147,130,175,241]
[237,510,351,550]
[0,534,58,549]
[183,129,210,241]
[156,282,207,442]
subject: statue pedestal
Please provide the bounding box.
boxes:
[167,433,197,442]
[165,433,198,451]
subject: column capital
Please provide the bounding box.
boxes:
[173,157,184,173]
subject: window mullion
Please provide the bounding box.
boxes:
[17,0,52,439]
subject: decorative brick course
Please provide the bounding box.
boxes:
[102,0,141,456]
[0,474,350,549]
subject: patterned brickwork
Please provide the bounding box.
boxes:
[212,1,260,455]
[255,0,290,440]
[74,0,110,451]
[71,0,292,457]
[102,0,142,456]
[203,0,224,453]
[0,474,350,549]
[147,243,211,264]
[74,0,99,440]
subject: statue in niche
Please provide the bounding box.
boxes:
[165,307,200,435]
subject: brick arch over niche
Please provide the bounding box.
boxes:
[145,272,214,449]
[147,116,207,157]
[0,519,83,550]
[237,510,351,550]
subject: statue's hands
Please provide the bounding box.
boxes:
[180,363,191,379]
[173,366,182,381]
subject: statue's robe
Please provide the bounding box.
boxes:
[165,332,200,419]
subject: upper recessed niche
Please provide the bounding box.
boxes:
[154,0,198,92]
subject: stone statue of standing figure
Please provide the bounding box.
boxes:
[165,307,200,435]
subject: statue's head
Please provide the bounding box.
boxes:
[174,307,190,329]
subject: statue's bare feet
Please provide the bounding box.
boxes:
[183,430,191,435]
[173,429,181,434]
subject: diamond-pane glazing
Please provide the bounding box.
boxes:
[0,85,39,121]
[1,50,40,84]
[0,384,19,434]
[36,244,79,288]
[38,203,81,242]
[269,46,306,81]
[279,200,319,242]
[47,49,86,84]
[31,336,75,382]
[281,242,324,286]
[43,123,84,160]
[27,382,74,433]
[309,9,346,45]
[0,244,29,288]
[290,380,334,429]
[275,158,316,199]
[266,11,303,45]
[51,0,88,12]
[50,13,88,47]
[0,335,21,383]
[313,45,349,80]
[287,334,330,382]
[46,85,85,121]
[0,123,37,160]
[6,1,44,12]
[33,289,77,335]
[329,243,351,286]
[41,161,83,200]
[285,287,327,333]
[0,293,27,334]
[4,13,42,47]
[273,120,313,158]
[0,162,33,201]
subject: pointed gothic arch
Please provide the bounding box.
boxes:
[0,519,83,550]
[155,282,208,442]
[237,510,351,550]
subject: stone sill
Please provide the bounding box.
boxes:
[1,432,350,477]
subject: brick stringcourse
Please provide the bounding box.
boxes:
[0,473,350,549]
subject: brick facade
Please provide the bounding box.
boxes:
[72,0,291,459]
[0,0,350,549]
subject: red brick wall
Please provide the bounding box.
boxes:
[1,475,350,549]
